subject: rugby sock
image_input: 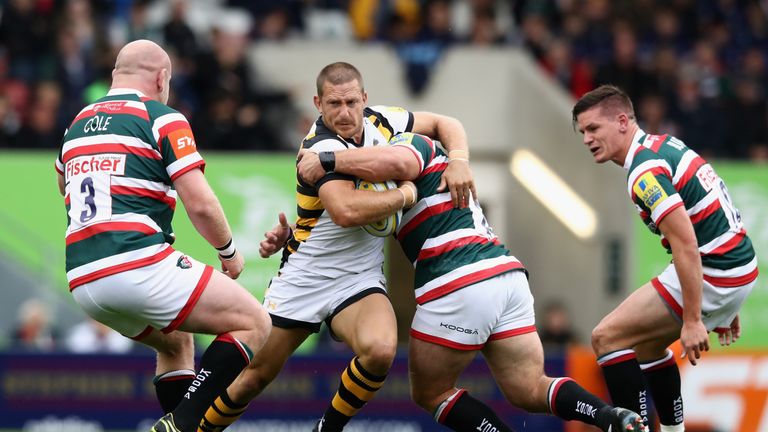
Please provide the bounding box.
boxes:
[317,357,386,432]
[172,334,253,431]
[434,389,514,432]
[641,350,684,428]
[547,377,618,429]
[198,390,248,432]
[154,369,196,413]
[598,349,652,425]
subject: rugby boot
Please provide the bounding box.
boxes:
[150,413,182,432]
[607,407,649,432]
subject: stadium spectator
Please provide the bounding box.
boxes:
[637,93,678,137]
[53,39,271,432]
[9,298,59,352]
[191,61,476,432]
[14,81,63,149]
[65,318,136,354]
[539,301,579,353]
[190,15,291,151]
[572,84,758,432]
[593,22,655,104]
[539,37,593,98]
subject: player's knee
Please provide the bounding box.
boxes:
[358,337,397,374]
[591,324,615,355]
[410,387,439,412]
[154,331,194,358]
[235,307,272,351]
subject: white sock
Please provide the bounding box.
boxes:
[660,424,684,432]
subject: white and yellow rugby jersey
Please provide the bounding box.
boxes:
[276,106,413,286]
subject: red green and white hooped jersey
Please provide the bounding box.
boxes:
[390,132,525,305]
[624,128,757,287]
[55,88,205,290]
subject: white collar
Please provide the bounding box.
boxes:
[622,128,647,170]
[107,88,147,97]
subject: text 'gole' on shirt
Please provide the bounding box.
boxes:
[389,132,525,305]
[624,128,758,287]
[55,88,205,290]
[276,106,413,285]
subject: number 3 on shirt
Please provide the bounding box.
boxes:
[65,154,125,229]
[68,173,113,228]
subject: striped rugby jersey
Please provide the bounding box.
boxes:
[624,128,757,287]
[55,88,205,290]
[390,133,525,305]
[275,106,413,285]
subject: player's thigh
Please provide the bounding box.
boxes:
[180,269,265,336]
[408,336,476,409]
[482,331,546,403]
[330,291,397,355]
[592,281,681,355]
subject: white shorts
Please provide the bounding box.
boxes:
[410,270,535,350]
[652,263,755,331]
[263,269,386,333]
[71,250,213,339]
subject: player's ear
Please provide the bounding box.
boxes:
[313,95,322,113]
[617,112,629,132]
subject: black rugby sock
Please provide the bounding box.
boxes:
[154,369,196,413]
[641,350,684,427]
[548,378,615,429]
[434,389,515,432]
[598,349,653,425]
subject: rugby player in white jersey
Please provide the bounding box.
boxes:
[573,85,757,432]
[194,62,477,432]
[290,132,648,432]
[55,40,271,432]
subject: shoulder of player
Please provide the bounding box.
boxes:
[302,131,346,152]
[365,105,410,122]
[142,99,180,117]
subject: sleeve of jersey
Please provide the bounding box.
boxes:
[55,129,68,175]
[630,169,683,225]
[308,138,355,189]
[155,112,206,181]
[391,133,435,177]
[370,105,414,133]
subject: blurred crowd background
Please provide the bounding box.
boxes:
[0,0,766,159]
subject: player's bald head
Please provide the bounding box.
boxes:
[114,40,171,77]
[111,40,173,103]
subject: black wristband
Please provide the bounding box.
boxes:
[319,151,336,173]
[215,238,233,251]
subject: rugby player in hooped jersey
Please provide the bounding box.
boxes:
[293,132,647,432]
[573,85,758,432]
[55,40,271,432]
[195,62,479,432]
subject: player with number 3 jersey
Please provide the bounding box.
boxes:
[54,40,270,432]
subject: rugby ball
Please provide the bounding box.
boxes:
[356,179,402,237]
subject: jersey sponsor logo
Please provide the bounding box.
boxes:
[696,164,718,191]
[389,133,412,146]
[633,172,667,211]
[65,154,126,179]
[93,101,127,112]
[176,255,192,269]
[168,128,197,159]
